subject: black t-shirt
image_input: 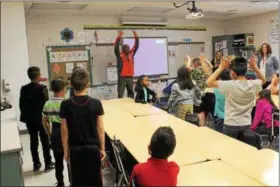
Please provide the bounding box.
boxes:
[60,95,104,148]
[19,82,49,123]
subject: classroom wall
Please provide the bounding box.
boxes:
[25,14,225,82]
[1,2,30,131]
[224,11,279,59]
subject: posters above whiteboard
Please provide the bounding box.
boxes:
[49,51,89,63]
[269,20,279,44]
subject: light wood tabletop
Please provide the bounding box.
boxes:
[175,127,258,160]
[102,98,166,117]
[118,126,207,166]
[101,98,278,186]
[177,160,263,186]
[222,149,279,186]
[121,102,166,117]
[103,111,207,166]
[136,113,199,135]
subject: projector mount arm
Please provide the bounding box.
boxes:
[173,1,194,9]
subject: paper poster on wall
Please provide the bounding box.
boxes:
[269,20,279,44]
[78,32,85,44]
[107,66,118,82]
[50,51,89,63]
[91,88,98,96]
[108,86,115,94]
[65,63,74,73]
[97,86,109,95]
[222,40,227,48]
[222,48,228,57]
[77,62,87,69]
[52,64,61,74]
[200,45,205,54]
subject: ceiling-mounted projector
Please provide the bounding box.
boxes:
[173,1,204,20]
[185,11,204,20]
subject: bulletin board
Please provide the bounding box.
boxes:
[46,45,93,85]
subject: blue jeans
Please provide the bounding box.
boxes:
[223,125,250,139]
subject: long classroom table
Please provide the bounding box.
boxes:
[221,148,279,186]
[102,108,207,166]
[102,98,166,117]
[101,98,279,186]
[136,115,258,160]
[178,160,263,186]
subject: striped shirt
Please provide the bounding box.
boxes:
[42,97,64,123]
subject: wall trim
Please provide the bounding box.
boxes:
[84,25,207,31]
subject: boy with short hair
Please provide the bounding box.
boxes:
[207,56,266,139]
[130,127,179,186]
[60,68,106,186]
[19,66,54,172]
[42,79,69,187]
[213,70,231,132]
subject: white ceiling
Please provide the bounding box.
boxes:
[24,1,279,20]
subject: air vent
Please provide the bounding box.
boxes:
[127,7,173,13]
[227,9,238,13]
[31,3,87,10]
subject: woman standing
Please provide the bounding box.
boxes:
[257,43,279,88]
[211,51,222,71]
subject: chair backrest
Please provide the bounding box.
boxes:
[239,129,262,149]
[111,137,129,185]
[185,113,199,126]
[131,177,138,187]
[205,113,215,130]
[270,136,279,152]
[271,108,279,136]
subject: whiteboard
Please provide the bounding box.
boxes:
[85,29,205,84]
[123,37,168,76]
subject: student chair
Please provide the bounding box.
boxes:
[111,136,129,186]
[269,108,279,149]
[205,113,215,130]
[270,136,279,152]
[185,113,199,126]
[239,129,263,149]
[131,177,138,187]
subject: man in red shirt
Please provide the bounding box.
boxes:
[114,30,139,98]
[130,127,179,186]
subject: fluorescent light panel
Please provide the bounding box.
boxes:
[31,3,87,10]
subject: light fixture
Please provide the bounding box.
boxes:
[173,1,204,20]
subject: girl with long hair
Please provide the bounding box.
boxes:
[251,89,279,134]
[167,66,201,120]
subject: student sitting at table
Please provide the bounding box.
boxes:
[207,56,266,139]
[251,89,279,134]
[213,70,231,133]
[130,127,179,186]
[167,65,201,120]
[134,75,159,104]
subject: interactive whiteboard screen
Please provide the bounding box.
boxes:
[123,37,168,76]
